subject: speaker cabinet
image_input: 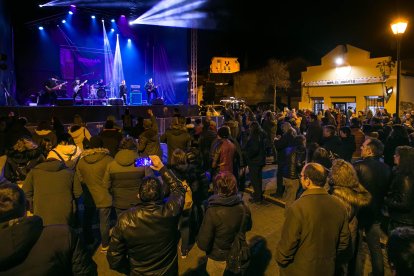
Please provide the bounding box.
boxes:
[151,98,165,105]
[109,98,124,106]
[56,98,73,106]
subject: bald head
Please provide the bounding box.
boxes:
[302,163,327,187]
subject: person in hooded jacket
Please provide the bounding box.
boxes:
[0,183,97,275]
[327,159,371,276]
[68,114,92,151]
[23,152,82,226]
[161,116,192,165]
[197,172,252,276]
[75,135,114,252]
[106,155,186,276]
[103,136,153,217]
[47,133,82,169]
[99,119,123,157]
[138,109,163,158]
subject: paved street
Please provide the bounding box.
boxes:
[93,162,392,276]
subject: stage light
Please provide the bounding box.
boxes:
[111,19,115,22]
[102,19,105,22]
[39,4,43,7]
[91,15,96,19]
[127,38,131,42]
[70,4,76,8]
[62,19,66,23]
[68,11,73,15]
[121,15,125,18]
[111,28,115,32]
[38,26,44,30]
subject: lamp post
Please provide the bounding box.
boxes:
[391,20,408,117]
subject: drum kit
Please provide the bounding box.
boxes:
[89,83,110,99]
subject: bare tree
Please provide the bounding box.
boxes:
[260,59,290,112]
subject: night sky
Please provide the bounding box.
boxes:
[9,0,414,71]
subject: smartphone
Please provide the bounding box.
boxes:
[134,157,153,167]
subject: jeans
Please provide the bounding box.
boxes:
[82,206,112,247]
[98,207,112,247]
[355,222,384,276]
[179,209,192,255]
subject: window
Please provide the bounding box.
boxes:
[365,96,384,113]
[312,98,324,114]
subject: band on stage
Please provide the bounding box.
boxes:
[38,76,160,106]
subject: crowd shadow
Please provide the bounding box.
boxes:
[181,235,272,276]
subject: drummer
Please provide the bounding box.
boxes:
[96,78,105,88]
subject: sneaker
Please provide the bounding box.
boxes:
[100,245,109,254]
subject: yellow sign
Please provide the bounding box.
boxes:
[210,57,240,73]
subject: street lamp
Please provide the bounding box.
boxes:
[391,19,408,117]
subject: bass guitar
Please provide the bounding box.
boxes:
[46,81,67,93]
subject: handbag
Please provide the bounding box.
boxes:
[226,204,250,274]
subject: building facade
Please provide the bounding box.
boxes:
[299,44,397,115]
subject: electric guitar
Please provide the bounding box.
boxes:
[45,81,67,93]
[73,80,88,94]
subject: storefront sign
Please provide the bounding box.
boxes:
[302,76,384,87]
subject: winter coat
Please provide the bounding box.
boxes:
[223,120,241,142]
[4,147,44,183]
[210,138,236,174]
[68,126,92,151]
[321,135,342,158]
[31,129,58,155]
[384,136,410,168]
[351,127,365,158]
[75,148,114,208]
[198,129,217,170]
[276,188,350,276]
[99,128,123,157]
[305,120,323,146]
[353,157,392,226]
[244,130,267,167]
[107,167,185,276]
[160,125,192,164]
[138,116,162,158]
[338,135,356,162]
[103,149,153,210]
[385,171,414,226]
[0,215,97,275]
[197,194,252,261]
[23,159,81,226]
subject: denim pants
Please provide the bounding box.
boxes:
[83,206,112,247]
[249,165,263,201]
[282,177,300,209]
[355,222,384,276]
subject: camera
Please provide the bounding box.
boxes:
[134,157,153,167]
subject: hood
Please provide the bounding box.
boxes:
[47,144,80,161]
[0,216,43,271]
[208,194,242,207]
[81,148,111,164]
[34,129,52,136]
[68,126,84,139]
[114,149,138,166]
[35,159,67,172]
[170,128,187,136]
[331,186,371,208]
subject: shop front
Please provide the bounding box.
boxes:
[299,44,396,115]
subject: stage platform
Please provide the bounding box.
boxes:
[0,104,200,125]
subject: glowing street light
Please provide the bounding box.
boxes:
[391,19,408,116]
[335,57,344,66]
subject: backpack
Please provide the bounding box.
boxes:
[226,204,251,274]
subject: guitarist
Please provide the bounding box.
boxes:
[41,76,66,106]
[144,77,159,102]
[72,77,86,105]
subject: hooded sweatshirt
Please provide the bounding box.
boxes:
[0,215,97,275]
[47,144,82,169]
[160,124,192,164]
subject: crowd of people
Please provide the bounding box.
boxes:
[0,104,413,276]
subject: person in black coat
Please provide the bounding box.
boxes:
[197,172,252,276]
[107,155,186,276]
[338,126,356,162]
[385,146,414,234]
[321,125,342,158]
[0,183,97,275]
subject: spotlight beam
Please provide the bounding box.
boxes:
[137,0,206,21]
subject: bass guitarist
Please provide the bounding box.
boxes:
[144,77,159,102]
[40,76,67,106]
[72,77,87,105]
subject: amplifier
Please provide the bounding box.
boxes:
[130,84,141,89]
[151,98,165,105]
[130,92,142,105]
[108,98,124,106]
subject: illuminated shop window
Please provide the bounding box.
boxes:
[312,98,324,114]
[365,96,384,113]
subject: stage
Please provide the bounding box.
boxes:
[0,104,200,125]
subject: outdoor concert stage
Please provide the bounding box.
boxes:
[0,104,200,125]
